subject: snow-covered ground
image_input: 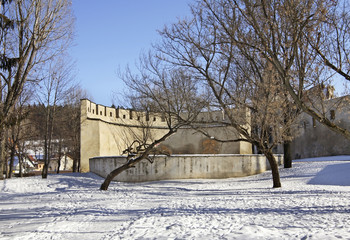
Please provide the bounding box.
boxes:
[1,156,350,240]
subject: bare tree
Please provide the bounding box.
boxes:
[0,0,74,178]
[35,56,74,178]
[153,2,303,188]
[6,87,32,178]
[307,0,350,83]
[62,85,88,172]
[100,54,207,190]
[200,0,350,142]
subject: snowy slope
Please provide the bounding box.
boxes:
[0,157,350,240]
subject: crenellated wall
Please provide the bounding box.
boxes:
[80,99,252,172]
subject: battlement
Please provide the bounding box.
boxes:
[81,99,250,128]
[81,99,169,128]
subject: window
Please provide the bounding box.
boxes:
[110,112,112,117]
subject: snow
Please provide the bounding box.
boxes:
[1,156,350,239]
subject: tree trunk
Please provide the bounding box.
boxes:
[73,158,78,172]
[64,155,68,171]
[283,141,292,168]
[265,151,282,188]
[42,164,48,178]
[77,156,80,172]
[8,148,15,178]
[100,129,177,190]
[42,136,49,178]
[57,141,62,174]
[18,153,23,178]
[72,149,80,172]
[0,129,5,179]
[100,163,134,191]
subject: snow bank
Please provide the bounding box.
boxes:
[0,158,349,239]
[294,155,350,162]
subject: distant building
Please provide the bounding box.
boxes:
[291,93,350,159]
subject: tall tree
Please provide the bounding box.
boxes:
[62,85,88,172]
[6,87,31,178]
[0,0,74,178]
[36,56,74,178]
[153,1,302,188]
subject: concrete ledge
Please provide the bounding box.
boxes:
[89,154,284,182]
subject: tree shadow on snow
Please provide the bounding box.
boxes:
[308,162,350,186]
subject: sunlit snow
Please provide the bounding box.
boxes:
[1,157,350,239]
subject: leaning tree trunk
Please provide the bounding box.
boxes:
[100,129,177,190]
[265,151,282,188]
[100,163,135,190]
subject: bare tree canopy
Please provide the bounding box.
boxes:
[35,55,75,178]
[100,53,208,190]
[197,0,350,140]
[148,0,308,187]
[0,0,74,178]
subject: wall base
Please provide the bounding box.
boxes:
[90,154,284,182]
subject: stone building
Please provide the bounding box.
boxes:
[291,95,350,159]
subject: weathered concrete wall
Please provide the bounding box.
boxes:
[90,154,283,182]
[81,99,252,172]
[291,96,350,159]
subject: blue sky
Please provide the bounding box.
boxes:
[70,0,193,106]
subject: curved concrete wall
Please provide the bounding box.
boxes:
[90,154,284,182]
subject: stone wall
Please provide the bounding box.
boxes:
[81,99,252,172]
[90,154,284,182]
